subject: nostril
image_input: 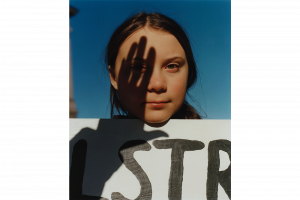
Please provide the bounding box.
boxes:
[148,87,167,93]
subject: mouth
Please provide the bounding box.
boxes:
[144,101,170,108]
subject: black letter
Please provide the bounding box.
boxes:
[70,139,109,200]
[153,139,205,200]
[70,139,87,199]
[111,140,152,200]
[206,139,231,200]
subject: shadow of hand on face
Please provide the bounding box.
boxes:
[116,36,157,123]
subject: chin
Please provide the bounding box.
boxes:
[144,118,166,124]
[142,114,171,124]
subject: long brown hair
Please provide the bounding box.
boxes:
[105,12,201,119]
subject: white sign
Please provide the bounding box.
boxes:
[69,119,231,200]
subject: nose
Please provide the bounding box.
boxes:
[147,70,167,93]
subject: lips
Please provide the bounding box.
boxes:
[146,101,169,103]
[144,101,170,108]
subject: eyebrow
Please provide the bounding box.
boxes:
[164,56,185,63]
[125,57,144,61]
[126,56,185,62]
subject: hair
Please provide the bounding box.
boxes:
[105,12,201,119]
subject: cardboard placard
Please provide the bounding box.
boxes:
[70,119,231,200]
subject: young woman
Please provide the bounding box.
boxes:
[106,12,201,124]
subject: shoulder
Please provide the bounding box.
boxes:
[113,115,136,119]
[113,115,126,119]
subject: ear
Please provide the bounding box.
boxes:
[109,65,118,90]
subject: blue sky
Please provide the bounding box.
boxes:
[70,0,231,119]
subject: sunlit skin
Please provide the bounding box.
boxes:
[109,26,189,123]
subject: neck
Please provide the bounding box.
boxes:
[126,113,139,119]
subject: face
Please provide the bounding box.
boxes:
[109,26,189,123]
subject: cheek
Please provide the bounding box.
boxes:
[171,77,187,97]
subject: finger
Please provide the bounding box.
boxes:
[126,42,137,61]
[136,36,147,59]
[140,47,155,87]
[146,47,155,71]
[119,42,137,84]
[118,42,137,83]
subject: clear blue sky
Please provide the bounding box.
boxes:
[70,0,231,119]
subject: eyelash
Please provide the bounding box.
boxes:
[131,64,146,72]
[131,63,180,72]
[167,64,179,69]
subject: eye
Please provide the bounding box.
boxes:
[131,64,146,73]
[165,64,179,72]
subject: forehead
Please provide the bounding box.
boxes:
[118,26,186,60]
